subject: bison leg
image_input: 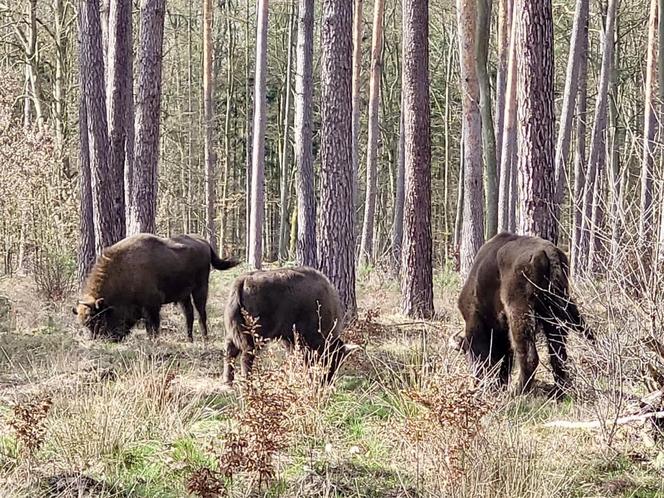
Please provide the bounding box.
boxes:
[192,286,210,340]
[223,339,241,385]
[180,298,195,342]
[506,306,539,394]
[145,308,161,339]
[542,321,569,396]
[240,350,255,378]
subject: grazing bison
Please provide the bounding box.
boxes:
[456,232,592,395]
[222,266,358,385]
[73,233,238,342]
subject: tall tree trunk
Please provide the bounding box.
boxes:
[106,0,132,240]
[571,10,589,274]
[80,0,122,251]
[221,0,235,250]
[203,0,217,249]
[248,0,269,268]
[391,97,405,271]
[609,23,623,266]
[53,0,67,156]
[245,0,253,257]
[401,0,433,318]
[477,0,498,238]
[130,0,166,235]
[351,0,363,209]
[554,0,589,208]
[494,0,511,170]
[457,0,485,279]
[359,0,384,266]
[279,2,295,261]
[640,0,658,274]
[294,0,316,267]
[658,0,664,266]
[498,1,517,233]
[516,0,557,243]
[579,0,618,273]
[318,0,356,319]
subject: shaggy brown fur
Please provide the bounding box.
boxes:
[456,232,592,395]
[73,233,238,341]
[222,266,358,385]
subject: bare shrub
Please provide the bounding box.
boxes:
[32,249,76,302]
[8,394,52,459]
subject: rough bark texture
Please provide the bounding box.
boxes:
[249,0,269,269]
[571,12,589,274]
[554,0,589,207]
[351,0,363,209]
[640,0,658,273]
[359,0,385,266]
[318,0,356,319]
[80,0,123,252]
[477,0,498,238]
[391,98,405,271]
[401,0,433,318]
[130,0,166,235]
[457,0,485,280]
[516,0,557,244]
[578,0,618,274]
[294,0,317,267]
[498,2,517,233]
[106,0,132,240]
[203,0,217,250]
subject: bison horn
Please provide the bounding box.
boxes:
[343,343,362,353]
[94,298,105,309]
[448,333,466,352]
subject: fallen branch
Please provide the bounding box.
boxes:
[541,411,664,430]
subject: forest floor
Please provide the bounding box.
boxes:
[0,265,663,497]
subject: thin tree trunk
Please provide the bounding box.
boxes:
[245,0,253,258]
[658,0,664,266]
[401,0,433,318]
[248,0,269,268]
[457,0,485,279]
[130,0,166,235]
[391,96,405,271]
[554,0,589,208]
[203,0,217,249]
[498,3,517,233]
[359,0,385,266]
[477,0,497,238]
[221,0,235,250]
[279,2,295,261]
[609,23,623,266]
[351,0,363,209]
[579,0,618,273]
[318,0,356,319]
[294,0,316,267]
[495,0,511,170]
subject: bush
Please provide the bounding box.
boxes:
[32,250,76,302]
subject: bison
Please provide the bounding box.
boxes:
[222,266,358,385]
[455,232,592,396]
[73,233,238,342]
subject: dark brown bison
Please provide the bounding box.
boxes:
[222,266,358,385]
[455,232,592,396]
[73,233,238,342]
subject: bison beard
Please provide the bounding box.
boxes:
[73,233,239,342]
[222,266,358,385]
[456,232,592,396]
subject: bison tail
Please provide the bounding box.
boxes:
[210,245,240,271]
[224,277,247,344]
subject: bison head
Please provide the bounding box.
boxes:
[72,297,132,342]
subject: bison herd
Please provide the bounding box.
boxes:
[73,232,592,396]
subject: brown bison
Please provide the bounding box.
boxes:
[222,266,358,385]
[73,233,238,342]
[456,232,592,396]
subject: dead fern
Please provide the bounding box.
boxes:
[8,394,52,458]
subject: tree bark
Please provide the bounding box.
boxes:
[249,0,269,268]
[579,0,618,273]
[457,0,485,279]
[294,0,317,267]
[351,0,363,209]
[477,0,498,238]
[516,0,557,244]
[130,0,166,235]
[494,0,511,170]
[203,0,217,249]
[106,0,132,240]
[80,0,123,251]
[554,0,589,208]
[640,0,658,274]
[318,0,356,319]
[358,0,385,266]
[401,0,433,318]
[391,97,405,272]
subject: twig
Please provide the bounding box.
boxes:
[541,410,664,430]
